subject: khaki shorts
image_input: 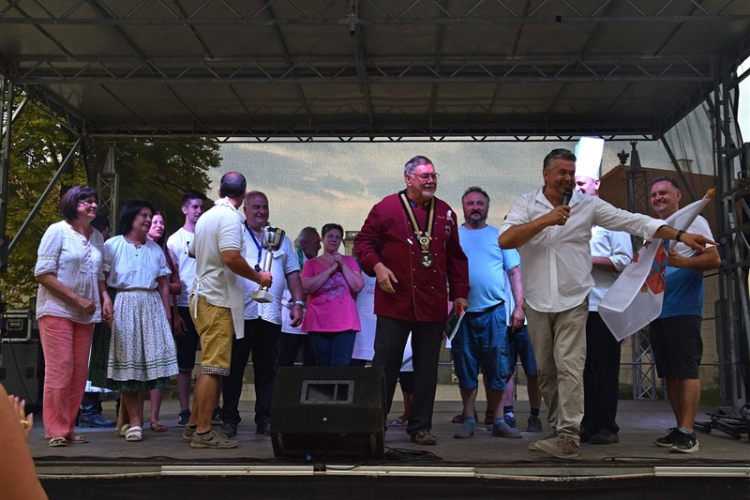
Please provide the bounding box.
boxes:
[189,295,233,377]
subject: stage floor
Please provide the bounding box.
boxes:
[26,394,750,499]
[28,397,749,467]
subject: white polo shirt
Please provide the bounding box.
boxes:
[190,198,246,338]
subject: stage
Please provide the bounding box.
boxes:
[27,395,750,499]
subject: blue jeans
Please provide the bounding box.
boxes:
[508,325,538,376]
[308,331,356,367]
[452,303,510,391]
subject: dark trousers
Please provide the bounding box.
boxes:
[276,332,316,368]
[221,318,280,426]
[372,316,443,436]
[582,312,621,434]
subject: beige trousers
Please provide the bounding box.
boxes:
[524,301,588,444]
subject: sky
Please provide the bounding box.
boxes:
[211,139,676,243]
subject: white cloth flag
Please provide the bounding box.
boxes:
[599,190,715,341]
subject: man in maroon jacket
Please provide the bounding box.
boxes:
[354,155,470,445]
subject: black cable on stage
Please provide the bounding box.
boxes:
[384,447,442,462]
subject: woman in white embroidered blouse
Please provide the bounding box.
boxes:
[34,185,113,448]
[102,201,178,442]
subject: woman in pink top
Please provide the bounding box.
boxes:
[301,223,364,366]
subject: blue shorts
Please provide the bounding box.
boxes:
[507,325,538,376]
[452,304,511,391]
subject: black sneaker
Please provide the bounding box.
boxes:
[590,428,619,445]
[670,431,699,453]
[579,426,595,443]
[654,427,680,447]
[256,422,271,436]
[177,409,191,427]
[221,422,237,438]
[211,408,223,426]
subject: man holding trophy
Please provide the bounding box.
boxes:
[219,191,305,438]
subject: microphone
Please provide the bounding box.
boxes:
[562,188,573,206]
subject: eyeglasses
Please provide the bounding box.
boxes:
[78,199,98,206]
[413,173,440,181]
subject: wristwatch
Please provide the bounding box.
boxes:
[290,300,306,307]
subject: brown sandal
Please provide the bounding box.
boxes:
[150,421,168,432]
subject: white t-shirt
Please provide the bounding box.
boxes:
[242,226,300,325]
[167,227,196,307]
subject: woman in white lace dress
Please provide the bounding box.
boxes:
[102,201,178,442]
[34,185,113,447]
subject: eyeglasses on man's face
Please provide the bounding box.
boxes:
[412,173,440,181]
[78,199,98,206]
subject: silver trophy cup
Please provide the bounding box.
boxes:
[251,225,285,304]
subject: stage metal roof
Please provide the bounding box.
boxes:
[1,0,749,140]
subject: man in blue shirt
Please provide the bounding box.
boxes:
[453,186,525,439]
[649,176,720,453]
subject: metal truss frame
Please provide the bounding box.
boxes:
[0,68,87,272]
[625,142,657,400]
[0,74,12,273]
[0,0,746,26]
[10,54,714,85]
[16,81,669,140]
[3,0,748,139]
[712,59,750,408]
[96,146,119,231]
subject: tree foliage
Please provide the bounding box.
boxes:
[1,93,220,309]
[84,138,219,233]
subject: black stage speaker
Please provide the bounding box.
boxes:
[0,341,44,412]
[271,367,385,458]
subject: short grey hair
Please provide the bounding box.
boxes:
[294,226,319,250]
[404,155,433,175]
[245,190,268,203]
[542,148,576,171]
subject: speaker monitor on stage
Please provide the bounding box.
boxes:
[0,310,34,342]
[0,342,44,412]
[271,367,385,458]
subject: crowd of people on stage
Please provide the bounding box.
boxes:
[22,143,719,456]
